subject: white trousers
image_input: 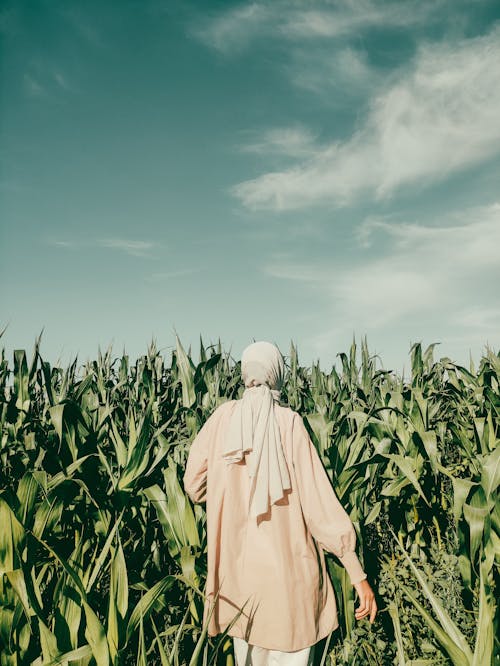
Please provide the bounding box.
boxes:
[233,637,315,666]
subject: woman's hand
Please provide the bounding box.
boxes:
[353,578,377,623]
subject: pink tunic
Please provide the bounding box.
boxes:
[183,399,367,652]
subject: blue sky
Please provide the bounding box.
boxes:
[1,0,500,376]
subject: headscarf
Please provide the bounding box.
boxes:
[222,341,291,519]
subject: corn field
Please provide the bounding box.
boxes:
[0,331,498,665]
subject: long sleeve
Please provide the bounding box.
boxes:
[292,413,368,585]
[183,409,218,503]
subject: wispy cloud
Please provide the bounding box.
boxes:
[238,125,318,158]
[52,70,74,93]
[355,208,500,266]
[278,1,437,39]
[51,240,77,248]
[96,239,156,257]
[192,0,441,54]
[23,59,79,99]
[232,26,500,210]
[262,202,500,341]
[23,73,46,97]
[286,46,376,98]
[190,3,271,54]
[146,268,203,281]
[47,237,158,257]
[452,305,500,330]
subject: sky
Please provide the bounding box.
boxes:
[1,0,500,377]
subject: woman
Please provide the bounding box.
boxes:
[183,341,377,665]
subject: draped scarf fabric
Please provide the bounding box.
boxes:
[222,341,291,519]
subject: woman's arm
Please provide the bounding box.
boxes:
[292,412,368,585]
[183,410,217,503]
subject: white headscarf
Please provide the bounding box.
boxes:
[222,341,291,519]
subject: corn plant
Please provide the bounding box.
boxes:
[0,330,498,665]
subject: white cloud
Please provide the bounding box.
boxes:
[357,205,500,266]
[239,125,318,158]
[52,70,76,93]
[193,0,440,53]
[278,2,436,39]
[287,46,375,97]
[52,240,76,248]
[262,202,500,332]
[47,238,158,257]
[190,3,271,54]
[97,239,155,256]
[453,305,500,330]
[232,26,500,210]
[23,59,78,99]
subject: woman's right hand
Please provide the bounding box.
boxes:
[353,578,377,623]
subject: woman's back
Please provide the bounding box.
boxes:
[183,398,367,652]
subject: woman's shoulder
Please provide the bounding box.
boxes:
[272,396,298,411]
[219,398,238,409]
[197,400,236,432]
[276,402,293,412]
[275,403,301,421]
[211,399,299,420]
[275,405,311,436]
[210,399,238,417]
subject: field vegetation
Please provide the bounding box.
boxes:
[0,332,498,665]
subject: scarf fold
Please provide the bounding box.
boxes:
[222,342,291,519]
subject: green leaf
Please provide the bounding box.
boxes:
[387,601,407,666]
[480,444,500,497]
[107,537,128,663]
[44,644,93,666]
[391,529,473,662]
[382,453,430,507]
[5,570,31,625]
[416,430,439,476]
[0,498,25,571]
[451,476,477,526]
[16,472,40,525]
[83,601,109,666]
[463,488,490,566]
[471,560,495,666]
[126,575,175,643]
[14,349,30,412]
[400,583,470,666]
[39,618,60,662]
[145,461,200,559]
[364,501,382,525]
[86,511,124,592]
[118,403,153,490]
[49,403,66,442]
[176,335,196,408]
